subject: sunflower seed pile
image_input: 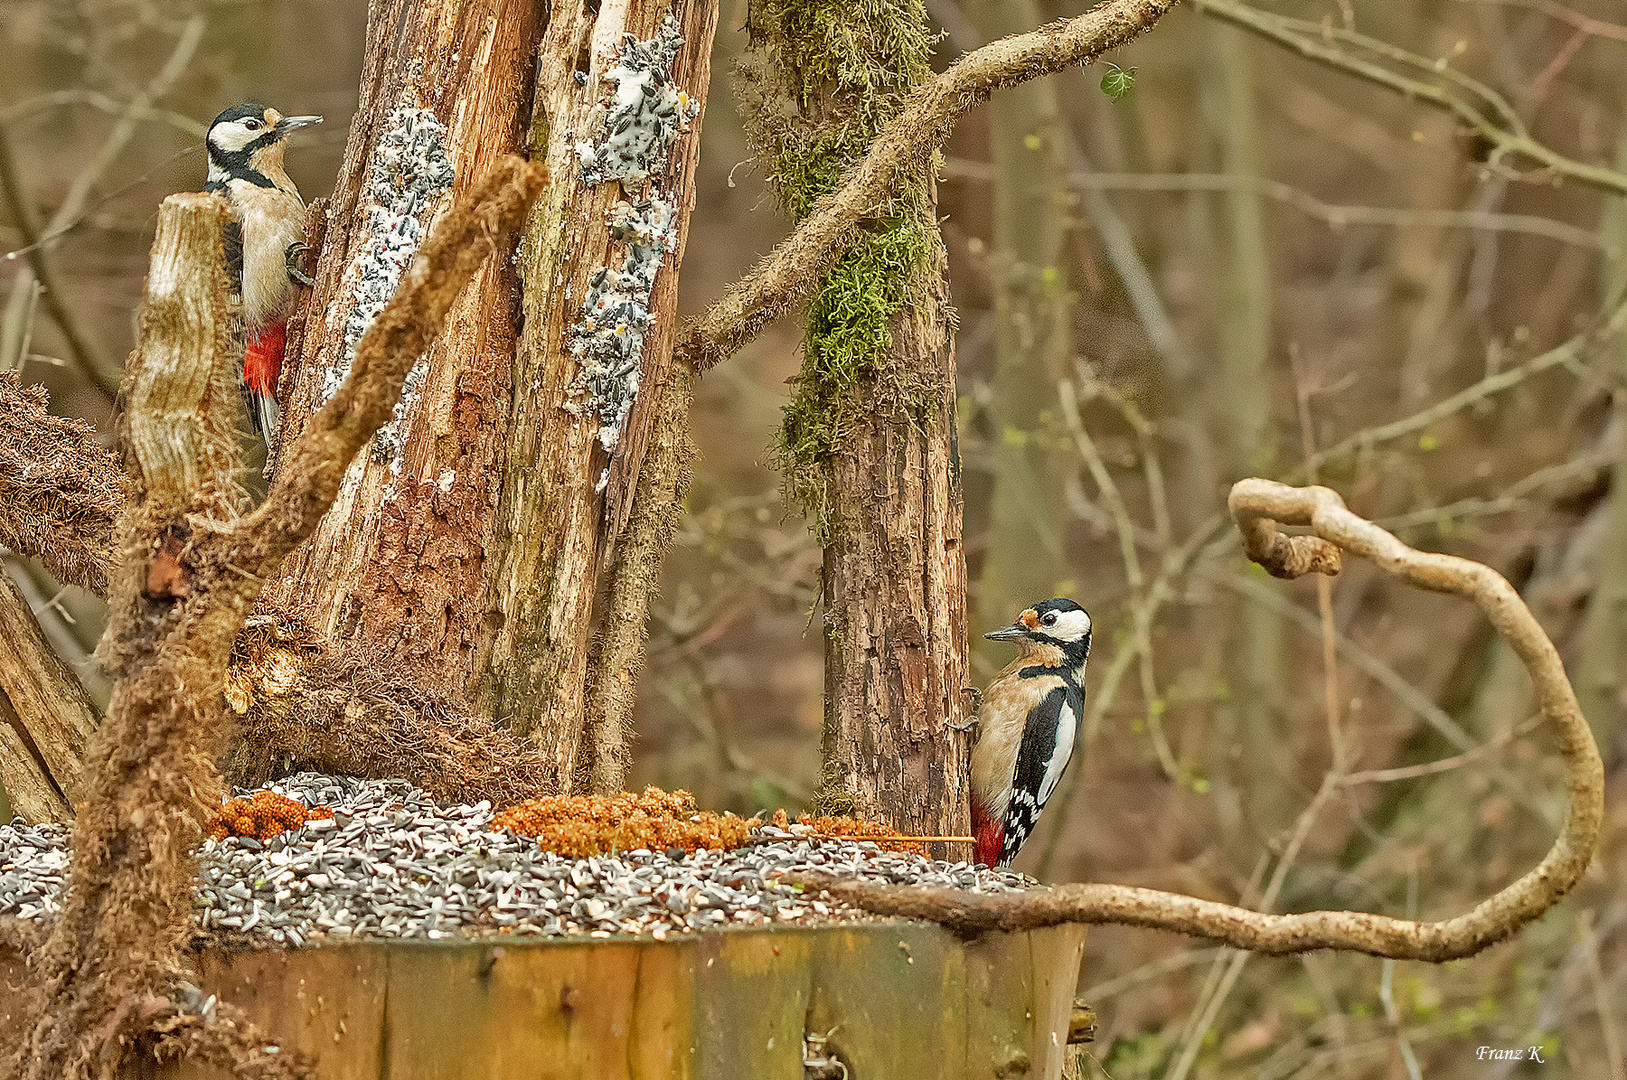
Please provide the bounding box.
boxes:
[1,774,1032,948]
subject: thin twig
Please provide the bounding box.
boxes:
[943,161,1606,251]
[1191,0,1627,196]
[598,0,1184,775]
[1060,377,1177,779]
[675,0,1180,371]
[1579,909,1627,1080]
[0,89,206,136]
[0,118,117,396]
[1458,0,1627,45]
[1341,715,1543,786]
[0,14,205,394]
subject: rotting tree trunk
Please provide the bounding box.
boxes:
[0,369,119,820]
[475,0,716,791]
[4,192,253,1079]
[262,0,717,794]
[3,166,545,1080]
[739,0,970,843]
[264,0,544,700]
[0,568,95,822]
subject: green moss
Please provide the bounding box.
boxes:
[527,105,551,161]
[739,0,938,537]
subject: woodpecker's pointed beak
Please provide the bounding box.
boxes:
[278,115,323,134]
[984,622,1028,641]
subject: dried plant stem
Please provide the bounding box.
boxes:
[792,481,1604,963]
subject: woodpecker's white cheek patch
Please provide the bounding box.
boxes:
[574,16,697,186]
[1047,609,1092,642]
[325,105,456,467]
[210,122,257,153]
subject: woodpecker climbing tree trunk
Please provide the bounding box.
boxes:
[739,0,972,844]
[264,0,716,791]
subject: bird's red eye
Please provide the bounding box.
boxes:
[1041,612,1058,627]
[244,119,261,130]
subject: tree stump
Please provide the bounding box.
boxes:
[2,924,1088,1079]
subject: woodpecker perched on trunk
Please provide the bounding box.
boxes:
[970,598,1091,868]
[203,103,321,449]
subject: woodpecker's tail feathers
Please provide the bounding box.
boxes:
[244,322,286,448]
[972,798,1005,869]
[247,390,280,449]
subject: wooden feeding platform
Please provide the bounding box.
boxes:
[2,922,1088,1079]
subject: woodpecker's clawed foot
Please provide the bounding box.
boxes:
[948,688,981,741]
[285,243,315,286]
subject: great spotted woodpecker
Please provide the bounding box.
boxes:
[971,598,1091,868]
[203,103,321,450]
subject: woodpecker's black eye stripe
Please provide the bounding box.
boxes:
[207,145,278,189]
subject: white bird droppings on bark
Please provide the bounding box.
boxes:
[323,105,456,467]
[567,17,696,489]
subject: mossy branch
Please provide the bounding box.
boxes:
[788,481,1604,963]
[674,0,1179,371]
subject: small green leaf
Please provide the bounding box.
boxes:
[1101,63,1137,102]
[1418,434,1440,451]
[1024,133,1043,151]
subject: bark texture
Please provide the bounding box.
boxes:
[0,569,95,822]
[2,164,543,1080]
[819,254,971,841]
[475,0,717,791]
[265,0,545,699]
[593,0,1181,808]
[3,192,277,1080]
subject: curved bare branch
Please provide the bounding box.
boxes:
[791,480,1604,962]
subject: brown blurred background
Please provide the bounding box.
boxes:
[6,0,1627,1075]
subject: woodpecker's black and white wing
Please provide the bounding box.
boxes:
[1000,681,1082,865]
